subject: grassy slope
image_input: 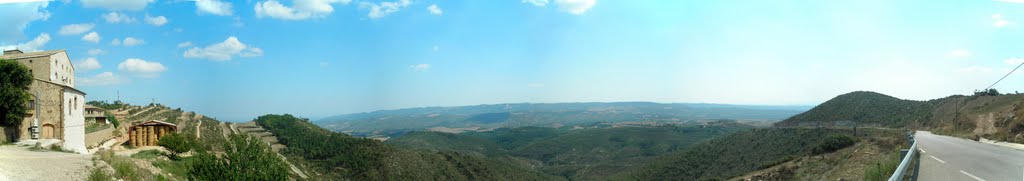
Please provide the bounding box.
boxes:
[775,91,936,127]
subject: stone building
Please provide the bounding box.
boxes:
[1,49,88,154]
[84,105,108,124]
[128,120,177,147]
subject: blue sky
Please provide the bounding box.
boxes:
[1,0,1024,121]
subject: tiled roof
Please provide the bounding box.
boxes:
[0,50,63,60]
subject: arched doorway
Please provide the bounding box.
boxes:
[41,124,55,139]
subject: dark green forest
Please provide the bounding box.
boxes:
[775,91,937,127]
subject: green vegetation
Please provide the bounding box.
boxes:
[130,150,163,159]
[157,133,196,159]
[86,100,128,110]
[813,135,857,154]
[776,91,936,127]
[105,112,119,128]
[97,150,157,180]
[0,59,33,128]
[86,167,113,181]
[384,121,753,180]
[188,134,290,181]
[863,152,900,181]
[615,128,856,180]
[256,114,560,180]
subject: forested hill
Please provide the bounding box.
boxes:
[254,114,561,180]
[774,91,937,127]
[317,102,809,136]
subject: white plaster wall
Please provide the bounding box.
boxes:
[48,52,74,87]
[62,91,87,154]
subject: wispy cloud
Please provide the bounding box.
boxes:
[427,4,442,15]
[555,0,596,15]
[361,0,411,19]
[0,33,50,52]
[58,23,94,35]
[81,31,101,43]
[183,36,263,61]
[103,12,136,23]
[144,14,168,26]
[76,57,102,71]
[993,14,1010,28]
[410,63,431,71]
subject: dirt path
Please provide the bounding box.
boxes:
[195,119,202,139]
[0,145,92,180]
[219,122,231,139]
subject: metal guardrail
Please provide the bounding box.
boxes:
[888,137,919,181]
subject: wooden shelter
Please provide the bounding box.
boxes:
[129,120,177,147]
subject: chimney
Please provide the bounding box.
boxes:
[4,49,23,55]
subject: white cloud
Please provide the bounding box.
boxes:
[362,0,411,19]
[103,12,136,23]
[410,63,430,71]
[949,49,971,57]
[255,0,351,20]
[144,14,167,26]
[555,0,596,15]
[177,41,193,48]
[111,38,120,45]
[58,23,95,35]
[81,0,154,11]
[427,4,442,15]
[0,33,50,52]
[183,36,263,61]
[993,14,1010,28]
[78,72,126,86]
[76,57,102,71]
[118,58,166,78]
[1006,58,1024,66]
[0,1,49,43]
[122,37,144,46]
[87,48,103,55]
[522,0,548,6]
[955,65,993,73]
[196,0,233,16]
[81,31,101,43]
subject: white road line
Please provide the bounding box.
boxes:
[960,170,986,181]
[919,149,926,154]
[929,155,946,163]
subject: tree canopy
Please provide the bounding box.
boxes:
[0,59,32,127]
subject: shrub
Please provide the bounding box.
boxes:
[86,167,113,181]
[188,134,290,181]
[157,133,196,159]
[812,135,856,154]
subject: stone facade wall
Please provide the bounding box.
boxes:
[84,126,113,148]
[18,80,66,141]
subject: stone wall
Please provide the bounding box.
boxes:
[84,126,113,148]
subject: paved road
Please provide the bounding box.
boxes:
[0,145,92,181]
[916,131,1024,181]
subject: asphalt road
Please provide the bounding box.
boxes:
[916,131,1024,181]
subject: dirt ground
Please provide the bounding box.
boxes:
[0,145,93,181]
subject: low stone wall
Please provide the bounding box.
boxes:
[84,127,113,148]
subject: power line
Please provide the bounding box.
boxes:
[984,60,1024,90]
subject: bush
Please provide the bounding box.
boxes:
[188,134,290,181]
[812,135,856,154]
[158,133,196,159]
[86,167,113,181]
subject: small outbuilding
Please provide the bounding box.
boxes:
[84,105,107,124]
[128,120,177,147]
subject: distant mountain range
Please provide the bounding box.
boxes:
[315,102,811,136]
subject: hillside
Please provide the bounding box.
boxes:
[385,121,753,180]
[774,91,1024,143]
[614,128,866,180]
[775,91,936,127]
[254,114,561,180]
[317,102,808,137]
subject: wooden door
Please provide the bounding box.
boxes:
[41,124,55,139]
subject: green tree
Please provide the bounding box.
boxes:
[157,133,195,159]
[188,134,289,181]
[0,59,32,127]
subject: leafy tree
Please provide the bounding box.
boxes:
[0,59,32,127]
[157,133,196,159]
[188,134,289,181]
[812,135,856,154]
